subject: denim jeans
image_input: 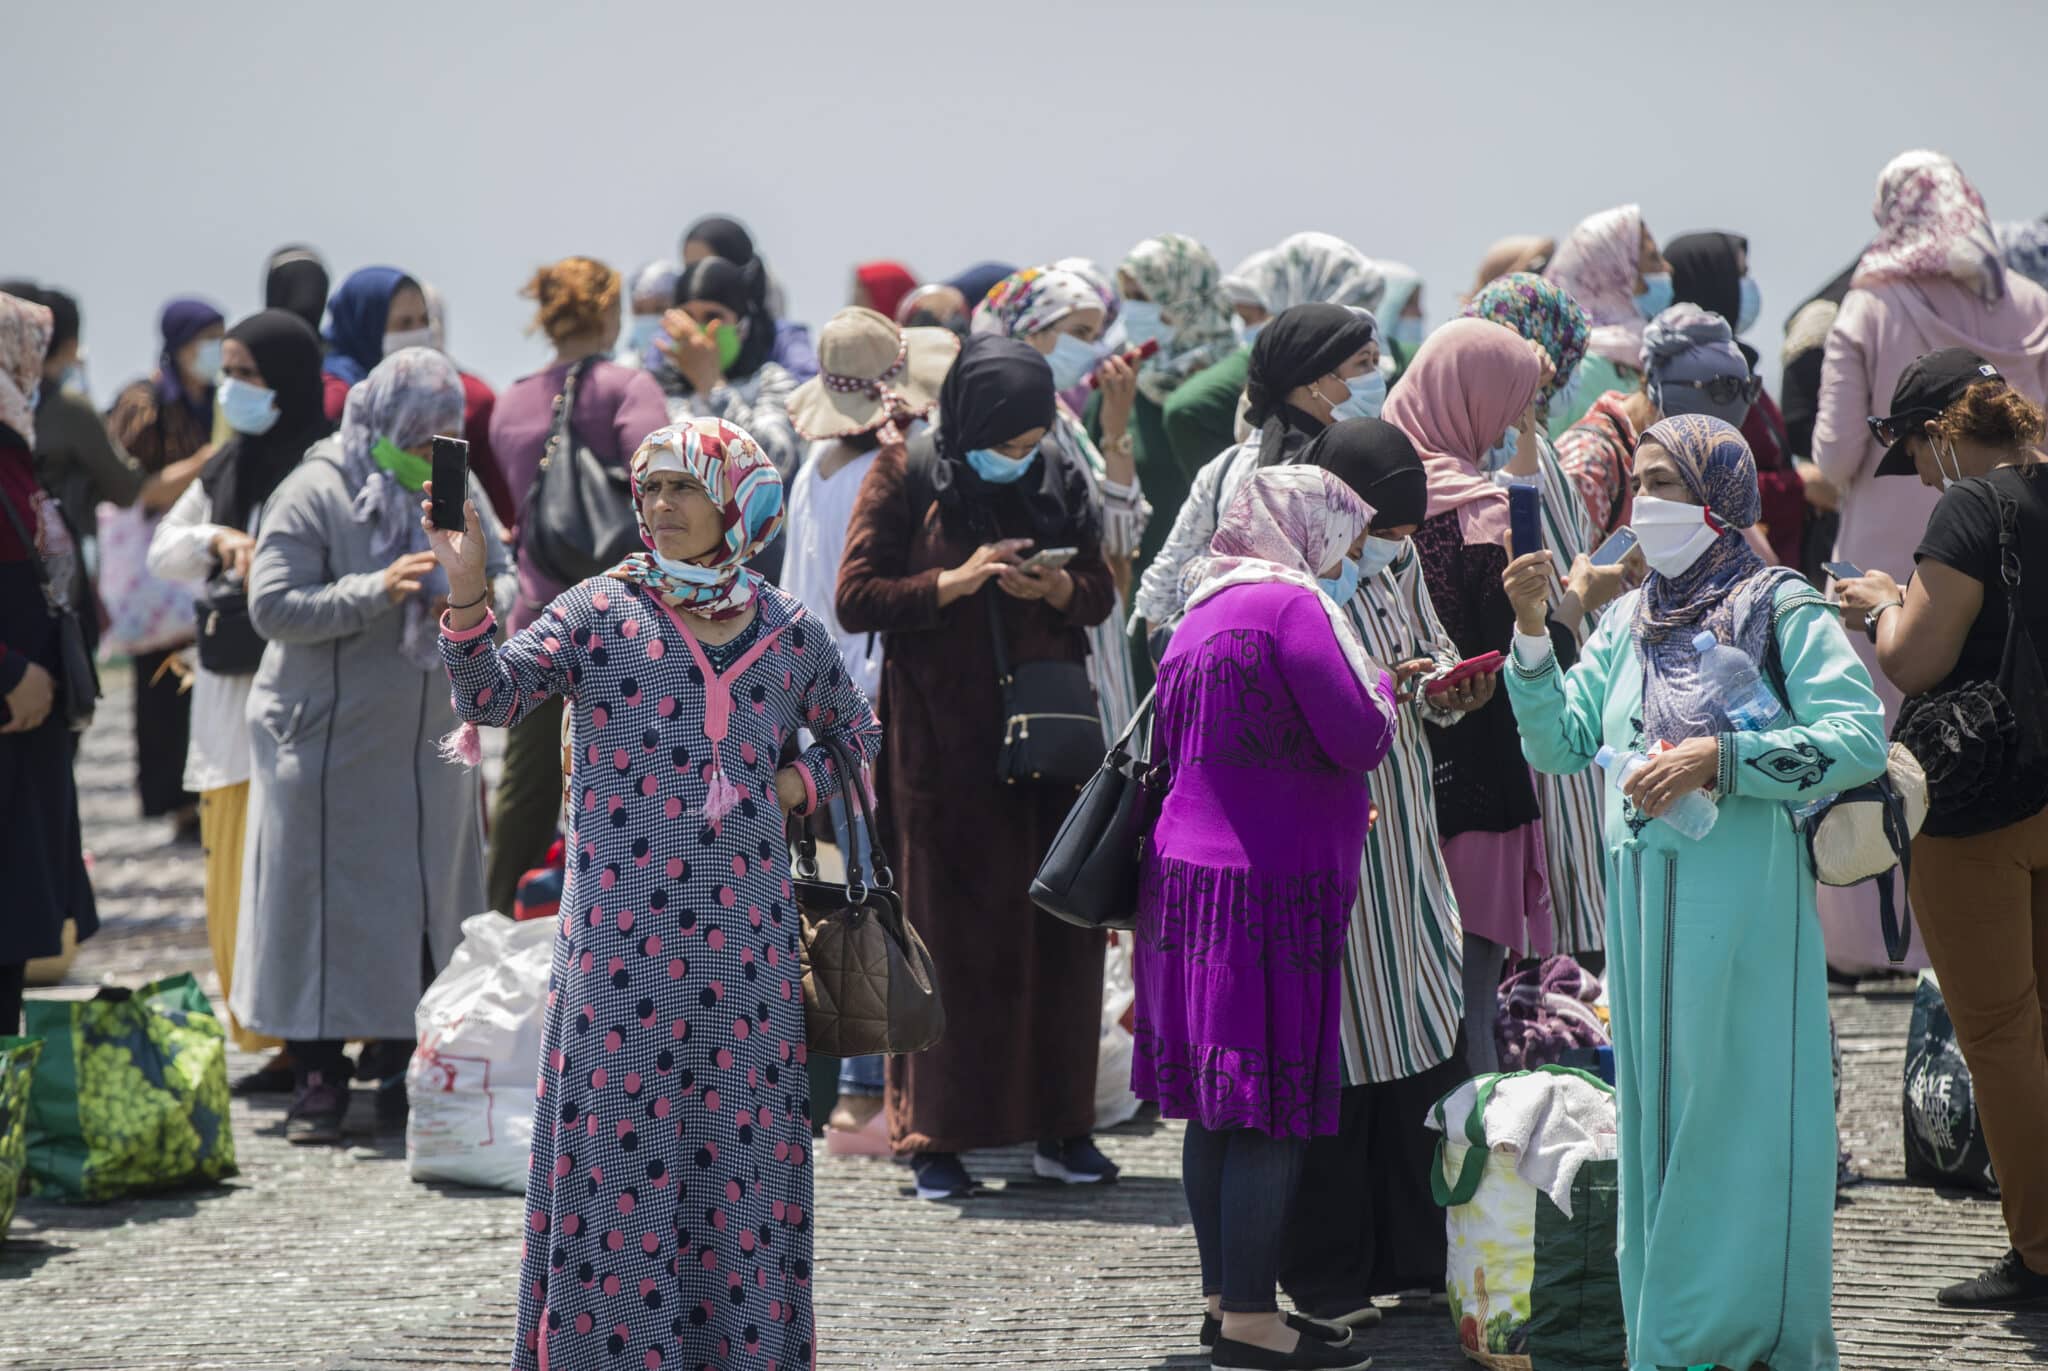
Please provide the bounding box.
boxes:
[1181,1120,1309,1312]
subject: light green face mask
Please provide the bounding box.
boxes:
[709,319,742,373]
[371,437,432,492]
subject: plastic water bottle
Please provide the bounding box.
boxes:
[1594,745,1719,840]
[1692,631,1786,731]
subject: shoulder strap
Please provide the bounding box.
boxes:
[983,587,1014,685]
[901,431,939,532]
[0,489,55,600]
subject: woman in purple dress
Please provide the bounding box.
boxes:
[1133,465,1398,1371]
[426,417,880,1371]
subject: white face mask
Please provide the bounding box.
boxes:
[1629,495,1723,577]
[382,327,435,357]
[1929,435,1964,491]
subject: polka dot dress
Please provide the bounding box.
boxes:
[441,578,879,1371]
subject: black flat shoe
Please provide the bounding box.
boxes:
[1210,1333,1373,1369]
[1939,1248,2048,1310]
[1201,1311,1352,1349]
[231,1053,297,1095]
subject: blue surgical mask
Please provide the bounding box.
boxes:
[1117,299,1170,350]
[1390,316,1425,348]
[650,551,722,583]
[216,376,281,435]
[1353,535,1405,579]
[1483,428,1520,473]
[1736,277,1761,334]
[1633,272,1674,320]
[1239,318,1267,347]
[967,447,1037,484]
[1330,370,1388,421]
[1045,333,1104,391]
[190,338,224,383]
[1318,555,1361,605]
[628,315,665,352]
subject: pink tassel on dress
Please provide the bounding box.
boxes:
[698,758,744,825]
[437,721,483,768]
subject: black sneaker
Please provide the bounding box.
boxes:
[231,1052,297,1096]
[1938,1248,2048,1310]
[1211,1332,1373,1369]
[284,1072,347,1145]
[1032,1136,1119,1185]
[1201,1311,1353,1349]
[910,1152,977,1200]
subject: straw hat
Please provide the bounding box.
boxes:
[787,307,959,441]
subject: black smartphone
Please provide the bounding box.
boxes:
[429,435,469,531]
[1508,479,1543,560]
[1823,560,1863,581]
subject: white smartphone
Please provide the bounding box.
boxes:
[1589,527,1639,567]
[1016,547,1078,574]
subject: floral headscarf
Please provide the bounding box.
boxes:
[1631,414,1801,746]
[340,347,465,668]
[1855,150,2007,303]
[970,267,1103,340]
[1052,256,1121,327]
[0,291,54,447]
[607,417,785,621]
[1544,204,1649,371]
[1998,217,2048,293]
[1121,233,1238,404]
[1183,465,1391,707]
[1220,249,1279,310]
[1460,272,1591,419]
[1259,231,1386,316]
[1380,317,1541,549]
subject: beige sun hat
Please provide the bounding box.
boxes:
[787,307,959,441]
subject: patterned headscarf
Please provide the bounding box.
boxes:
[339,347,465,669]
[0,291,53,447]
[1380,317,1541,549]
[1545,205,1649,371]
[970,268,1103,339]
[1460,272,1591,419]
[1854,151,2006,303]
[1183,465,1391,705]
[1260,232,1386,315]
[607,417,785,622]
[1121,233,1238,403]
[1053,256,1121,327]
[1374,261,1422,327]
[1220,249,1280,310]
[1998,217,2048,293]
[1631,415,1800,746]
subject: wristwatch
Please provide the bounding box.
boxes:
[1101,431,1135,460]
[1865,599,1904,644]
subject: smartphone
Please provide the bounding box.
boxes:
[1589,526,1639,567]
[1016,546,1078,574]
[1424,650,1506,696]
[1507,479,1543,560]
[429,435,470,531]
[1083,337,1161,388]
[1823,560,1864,581]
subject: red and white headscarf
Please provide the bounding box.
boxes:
[1854,149,2007,303]
[607,417,786,621]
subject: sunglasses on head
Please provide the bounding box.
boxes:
[1867,409,1936,447]
[1662,375,1762,407]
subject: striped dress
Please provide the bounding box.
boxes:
[1335,545,1467,1085]
[1529,435,1609,956]
[1053,408,1149,739]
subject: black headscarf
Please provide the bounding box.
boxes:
[200,310,332,531]
[674,256,778,382]
[1244,303,1377,467]
[928,334,1096,546]
[1664,233,1747,325]
[683,216,756,272]
[264,246,329,333]
[1303,417,1428,531]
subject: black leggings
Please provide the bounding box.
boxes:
[0,962,24,1037]
[1182,1119,1309,1313]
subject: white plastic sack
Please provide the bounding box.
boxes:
[1096,933,1142,1131]
[406,911,555,1191]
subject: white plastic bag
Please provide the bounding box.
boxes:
[406,911,555,1191]
[1096,933,1142,1130]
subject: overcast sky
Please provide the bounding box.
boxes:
[15,0,2048,406]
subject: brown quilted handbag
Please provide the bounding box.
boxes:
[793,737,945,1058]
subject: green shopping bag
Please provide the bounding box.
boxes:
[0,1036,43,1237]
[24,973,237,1201]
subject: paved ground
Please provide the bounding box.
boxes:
[5,669,2048,1369]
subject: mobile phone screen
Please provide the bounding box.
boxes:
[1508,480,1543,559]
[1590,527,1639,567]
[1822,560,1863,581]
[430,436,469,531]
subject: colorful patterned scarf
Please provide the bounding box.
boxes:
[1460,272,1591,422]
[1121,233,1238,404]
[1544,205,1649,372]
[0,291,53,447]
[1854,150,2007,303]
[970,267,1102,339]
[606,417,785,621]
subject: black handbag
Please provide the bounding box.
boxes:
[193,576,265,675]
[0,488,99,730]
[1893,476,2048,837]
[517,358,641,586]
[1029,689,1167,931]
[790,734,945,1058]
[986,591,1103,789]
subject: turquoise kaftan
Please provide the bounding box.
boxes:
[1504,579,1886,1371]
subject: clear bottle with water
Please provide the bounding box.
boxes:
[1692,631,1827,819]
[1594,745,1720,840]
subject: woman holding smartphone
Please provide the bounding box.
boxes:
[430,416,880,1371]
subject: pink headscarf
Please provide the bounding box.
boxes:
[1854,150,2007,303]
[1381,317,1542,550]
[1544,204,1648,371]
[0,292,53,447]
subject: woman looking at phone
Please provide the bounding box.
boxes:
[1501,414,1885,1370]
[837,335,1120,1201]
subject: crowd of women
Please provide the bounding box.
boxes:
[7,148,2048,1369]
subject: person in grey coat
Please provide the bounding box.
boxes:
[232,347,512,1143]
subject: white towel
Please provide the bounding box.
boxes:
[1427,1072,1618,1218]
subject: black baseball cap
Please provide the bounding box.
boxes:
[1872,348,2003,476]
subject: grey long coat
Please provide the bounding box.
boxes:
[231,442,512,1040]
